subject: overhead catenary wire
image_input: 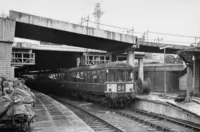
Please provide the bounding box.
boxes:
[148,31,200,39]
[147,39,195,44]
[80,19,200,41]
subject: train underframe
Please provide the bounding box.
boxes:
[67,89,136,108]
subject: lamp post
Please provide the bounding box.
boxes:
[160,45,170,97]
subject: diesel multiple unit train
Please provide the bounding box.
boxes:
[25,61,151,107]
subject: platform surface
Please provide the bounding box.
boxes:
[137,92,200,117]
[30,91,94,132]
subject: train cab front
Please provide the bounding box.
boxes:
[104,82,136,101]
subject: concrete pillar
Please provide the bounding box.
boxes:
[193,59,200,95]
[185,66,193,102]
[127,50,135,67]
[0,18,16,79]
[138,58,144,81]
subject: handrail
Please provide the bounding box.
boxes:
[11,52,35,65]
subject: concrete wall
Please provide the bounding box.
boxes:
[0,18,15,79]
[145,71,180,92]
[135,64,185,92]
[132,99,200,124]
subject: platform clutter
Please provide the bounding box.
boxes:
[0,76,36,131]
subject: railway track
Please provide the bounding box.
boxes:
[54,96,200,132]
[109,108,200,132]
[57,98,124,132]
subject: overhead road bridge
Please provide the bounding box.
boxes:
[9,10,190,54]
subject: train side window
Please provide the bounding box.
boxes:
[64,73,68,81]
[96,70,100,83]
[101,70,106,83]
[58,73,61,80]
[68,73,73,82]
[92,71,97,83]
[107,69,115,82]
[84,72,87,82]
[88,71,92,83]
[76,72,83,82]
[56,73,59,80]
[98,70,106,83]
[72,72,78,82]
[60,73,64,81]
[80,72,84,82]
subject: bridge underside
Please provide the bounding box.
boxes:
[15,21,183,54]
[15,22,132,52]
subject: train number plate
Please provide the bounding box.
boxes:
[117,84,125,92]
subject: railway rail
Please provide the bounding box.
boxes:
[109,108,200,132]
[57,98,124,132]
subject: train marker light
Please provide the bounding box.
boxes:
[130,73,133,79]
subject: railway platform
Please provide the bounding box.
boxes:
[135,92,200,124]
[150,92,200,116]
[31,91,94,132]
[0,91,94,132]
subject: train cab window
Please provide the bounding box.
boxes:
[126,70,134,81]
[107,69,115,82]
[115,69,126,82]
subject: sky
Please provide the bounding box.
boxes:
[0,0,200,45]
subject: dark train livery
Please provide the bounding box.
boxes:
[26,61,151,107]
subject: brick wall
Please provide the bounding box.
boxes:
[0,42,12,79]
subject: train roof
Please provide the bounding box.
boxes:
[64,61,134,73]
